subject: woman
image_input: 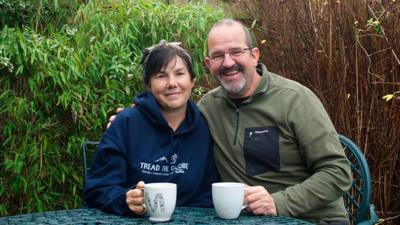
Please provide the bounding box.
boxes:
[83,41,219,216]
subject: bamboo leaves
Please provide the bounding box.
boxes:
[0,0,224,216]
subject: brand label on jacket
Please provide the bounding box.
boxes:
[140,153,189,176]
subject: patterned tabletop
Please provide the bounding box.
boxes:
[0,207,314,225]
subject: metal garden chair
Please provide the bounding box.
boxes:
[338,134,379,225]
[82,140,100,182]
[81,140,100,207]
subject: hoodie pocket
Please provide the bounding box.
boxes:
[243,126,280,176]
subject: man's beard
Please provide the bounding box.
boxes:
[217,64,247,94]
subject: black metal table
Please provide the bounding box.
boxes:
[0,207,314,224]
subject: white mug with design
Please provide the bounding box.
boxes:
[144,182,177,222]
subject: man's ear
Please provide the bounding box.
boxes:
[250,47,260,67]
[251,47,260,61]
[204,57,211,71]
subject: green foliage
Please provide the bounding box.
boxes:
[0,0,224,216]
[0,0,83,32]
[366,18,383,36]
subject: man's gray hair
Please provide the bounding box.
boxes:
[208,19,253,48]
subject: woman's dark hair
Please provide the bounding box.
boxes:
[140,41,195,86]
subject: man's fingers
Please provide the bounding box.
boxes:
[247,199,276,215]
[245,191,266,203]
[107,107,130,129]
[116,107,124,113]
[250,202,275,215]
[244,186,268,203]
[244,185,265,194]
[107,115,116,128]
[244,186,277,216]
[108,115,116,122]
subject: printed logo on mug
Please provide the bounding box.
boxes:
[144,182,177,222]
[212,182,245,219]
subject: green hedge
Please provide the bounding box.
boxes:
[0,0,83,32]
[0,0,224,216]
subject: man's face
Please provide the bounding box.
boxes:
[205,23,260,98]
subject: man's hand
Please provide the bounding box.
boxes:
[244,185,277,216]
[126,181,146,215]
[106,107,125,128]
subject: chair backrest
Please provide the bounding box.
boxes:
[338,134,378,225]
[82,140,100,182]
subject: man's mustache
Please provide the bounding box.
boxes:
[218,64,243,75]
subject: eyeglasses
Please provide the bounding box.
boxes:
[208,48,251,62]
[146,40,182,52]
[141,40,191,65]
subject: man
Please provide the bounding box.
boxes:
[197,19,351,225]
[108,19,352,224]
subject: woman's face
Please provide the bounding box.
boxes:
[148,56,194,113]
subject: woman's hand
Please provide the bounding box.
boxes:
[126,181,146,215]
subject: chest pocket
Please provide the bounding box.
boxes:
[243,126,280,176]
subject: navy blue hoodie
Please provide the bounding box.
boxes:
[83,91,219,216]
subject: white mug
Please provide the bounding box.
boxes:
[212,182,245,219]
[144,182,177,222]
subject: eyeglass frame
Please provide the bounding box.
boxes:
[140,40,191,65]
[207,47,252,63]
[146,40,182,52]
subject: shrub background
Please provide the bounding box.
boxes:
[2,0,399,223]
[0,0,224,215]
[234,0,400,223]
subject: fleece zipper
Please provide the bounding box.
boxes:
[233,108,240,145]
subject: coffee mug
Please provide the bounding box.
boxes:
[212,182,245,219]
[144,182,177,222]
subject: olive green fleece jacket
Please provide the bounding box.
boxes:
[198,63,352,224]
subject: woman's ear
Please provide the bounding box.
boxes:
[190,78,195,89]
[145,83,151,91]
